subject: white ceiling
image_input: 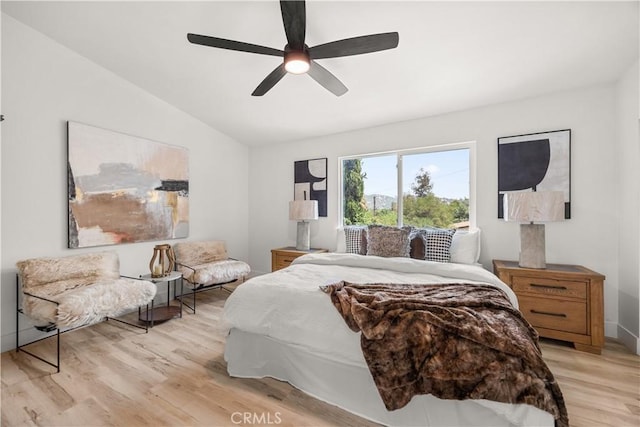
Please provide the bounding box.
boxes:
[2,1,638,146]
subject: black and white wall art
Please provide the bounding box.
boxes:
[498,129,571,219]
[294,158,327,217]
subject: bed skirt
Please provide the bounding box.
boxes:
[224,328,553,427]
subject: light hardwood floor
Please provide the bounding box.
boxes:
[2,288,639,427]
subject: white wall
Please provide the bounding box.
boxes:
[1,15,249,351]
[249,84,621,337]
[615,60,640,353]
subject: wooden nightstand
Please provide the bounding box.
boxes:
[493,260,605,354]
[271,247,328,271]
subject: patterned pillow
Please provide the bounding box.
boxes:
[366,225,412,258]
[423,228,456,262]
[344,226,367,255]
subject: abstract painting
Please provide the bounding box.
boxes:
[67,121,189,248]
[498,129,571,219]
[294,158,327,217]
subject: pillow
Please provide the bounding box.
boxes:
[422,228,456,263]
[366,225,412,258]
[409,230,426,260]
[450,228,482,264]
[344,226,367,255]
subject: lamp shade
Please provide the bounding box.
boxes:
[289,200,318,221]
[503,191,565,223]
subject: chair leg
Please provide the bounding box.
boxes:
[179,279,240,314]
[16,327,61,373]
[56,328,60,373]
[106,309,151,332]
[16,281,19,353]
[16,273,61,372]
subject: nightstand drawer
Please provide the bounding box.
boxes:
[512,276,587,300]
[274,258,295,270]
[518,296,587,335]
[271,247,329,272]
[275,255,297,266]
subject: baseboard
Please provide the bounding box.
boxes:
[605,320,618,339]
[617,324,640,355]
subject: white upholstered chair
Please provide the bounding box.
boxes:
[173,240,250,313]
[15,251,156,372]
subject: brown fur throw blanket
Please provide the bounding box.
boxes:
[321,281,568,427]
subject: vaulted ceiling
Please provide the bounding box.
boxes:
[3,1,638,146]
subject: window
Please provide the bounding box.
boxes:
[339,142,475,229]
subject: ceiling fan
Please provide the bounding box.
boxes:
[187,0,399,97]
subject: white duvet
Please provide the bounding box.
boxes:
[224,253,517,366]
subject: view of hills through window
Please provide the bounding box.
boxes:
[342,148,470,228]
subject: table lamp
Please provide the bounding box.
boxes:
[289,200,318,251]
[503,191,565,269]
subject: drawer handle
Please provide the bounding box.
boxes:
[530,309,567,318]
[530,283,567,290]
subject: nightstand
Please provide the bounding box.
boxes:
[271,247,328,271]
[493,260,605,354]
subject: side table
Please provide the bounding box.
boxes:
[493,259,605,354]
[139,271,183,327]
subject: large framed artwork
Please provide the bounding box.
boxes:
[294,158,327,217]
[498,129,571,219]
[67,121,189,248]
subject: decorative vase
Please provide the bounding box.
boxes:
[149,244,175,278]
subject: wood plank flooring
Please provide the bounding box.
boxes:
[2,287,639,427]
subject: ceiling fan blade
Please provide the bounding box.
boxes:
[307,61,348,97]
[280,0,306,50]
[252,64,288,96]
[187,33,284,57]
[309,32,399,59]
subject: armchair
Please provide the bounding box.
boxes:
[173,240,250,313]
[16,251,156,372]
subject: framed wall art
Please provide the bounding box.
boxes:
[67,121,189,248]
[294,157,327,217]
[498,129,571,219]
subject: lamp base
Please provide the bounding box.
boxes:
[296,221,310,251]
[519,223,546,269]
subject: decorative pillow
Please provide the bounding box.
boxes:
[409,230,426,260]
[366,225,412,258]
[344,226,367,255]
[450,229,482,264]
[423,228,456,262]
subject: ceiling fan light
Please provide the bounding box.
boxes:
[284,51,310,74]
[285,59,310,74]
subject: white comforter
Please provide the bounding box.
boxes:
[224,253,517,366]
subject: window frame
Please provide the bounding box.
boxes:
[338,141,476,228]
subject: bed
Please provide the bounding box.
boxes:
[224,243,567,426]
